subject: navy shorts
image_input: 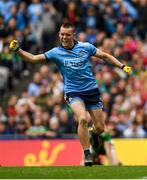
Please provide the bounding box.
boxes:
[65,88,103,110]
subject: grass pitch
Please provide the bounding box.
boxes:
[0,166,147,179]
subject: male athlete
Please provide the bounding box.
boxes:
[89,128,122,165]
[9,22,132,166]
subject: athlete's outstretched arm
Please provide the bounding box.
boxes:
[17,49,46,63]
[94,49,132,73]
[9,40,46,63]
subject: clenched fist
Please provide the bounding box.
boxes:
[9,40,19,52]
[121,65,132,74]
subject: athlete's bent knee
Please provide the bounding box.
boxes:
[94,122,105,133]
[78,115,87,127]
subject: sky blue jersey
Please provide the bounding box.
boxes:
[44,41,98,93]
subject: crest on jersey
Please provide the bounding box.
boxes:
[78,51,85,57]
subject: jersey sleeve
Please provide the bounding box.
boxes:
[44,48,56,62]
[85,42,97,56]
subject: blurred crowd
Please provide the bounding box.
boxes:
[0,0,147,139]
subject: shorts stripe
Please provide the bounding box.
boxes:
[69,97,84,105]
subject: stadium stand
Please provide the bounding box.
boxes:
[0,0,147,139]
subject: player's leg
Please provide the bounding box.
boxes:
[70,100,92,166]
[104,140,122,165]
[71,100,89,149]
[89,108,105,133]
[88,108,105,153]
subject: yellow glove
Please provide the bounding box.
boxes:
[121,65,132,74]
[9,40,19,52]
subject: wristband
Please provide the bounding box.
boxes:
[14,47,20,52]
[121,65,125,69]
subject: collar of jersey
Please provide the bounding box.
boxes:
[60,40,78,50]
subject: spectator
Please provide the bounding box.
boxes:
[58,109,75,134]
[136,0,147,40]
[27,0,43,46]
[39,65,51,87]
[36,85,51,110]
[41,2,58,51]
[47,116,61,138]
[0,106,7,123]
[123,120,146,138]
[25,117,47,138]
[6,95,18,117]
[28,72,42,96]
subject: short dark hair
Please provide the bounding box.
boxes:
[61,22,74,29]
